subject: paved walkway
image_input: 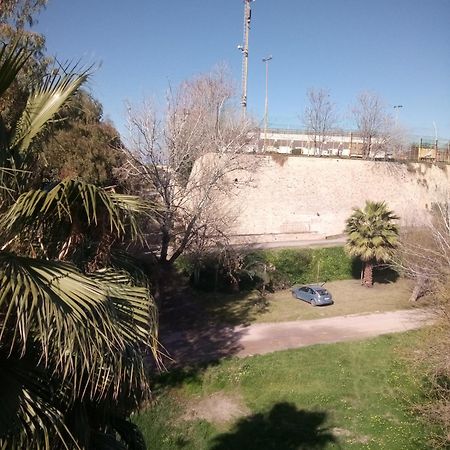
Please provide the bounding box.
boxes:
[235,309,435,357]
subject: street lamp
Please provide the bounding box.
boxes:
[262,55,272,151]
[393,105,403,124]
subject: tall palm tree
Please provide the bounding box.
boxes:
[345,201,399,287]
[0,41,158,449]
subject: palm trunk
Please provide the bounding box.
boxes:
[363,261,373,287]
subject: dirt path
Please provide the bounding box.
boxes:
[234,237,346,250]
[160,309,434,366]
[235,309,434,357]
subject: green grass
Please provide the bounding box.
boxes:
[193,278,426,326]
[135,332,429,449]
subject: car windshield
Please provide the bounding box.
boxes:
[315,289,329,295]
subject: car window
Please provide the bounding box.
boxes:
[308,288,315,294]
[300,287,308,292]
[316,289,328,295]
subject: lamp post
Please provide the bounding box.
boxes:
[393,105,403,124]
[392,105,404,158]
[262,55,272,151]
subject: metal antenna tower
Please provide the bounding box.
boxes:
[238,0,253,118]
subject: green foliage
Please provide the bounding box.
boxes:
[345,200,399,263]
[0,0,47,28]
[257,247,357,287]
[39,90,125,185]
[181,246,358,292]
[0,41,156,449]
[262,248,312,286]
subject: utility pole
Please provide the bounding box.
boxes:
[238,0,253,118]
[262,55,272,151]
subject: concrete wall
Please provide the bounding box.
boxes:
[221,155,449,243]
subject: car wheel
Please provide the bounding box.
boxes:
[311,299,317,307]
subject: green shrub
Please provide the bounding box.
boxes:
[252,248,312,287]
[254,247,357,286]
[181,246,361,292]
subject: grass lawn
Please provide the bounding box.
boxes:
[194,278,427,326]
[135,332,429,449]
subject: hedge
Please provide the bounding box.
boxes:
[251,247,360,286]
[177,246,362,292]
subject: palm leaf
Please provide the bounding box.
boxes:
[0,40,31,98]
[0,252,157,400]
[2,179,149,237]
[10,65,90,153]
[345,201,399,263]
[0,350,77,450]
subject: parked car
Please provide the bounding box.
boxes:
[291,285,333,306]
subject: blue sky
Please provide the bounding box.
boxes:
[35,0,450,140]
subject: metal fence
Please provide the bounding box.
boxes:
[260,128,450,163]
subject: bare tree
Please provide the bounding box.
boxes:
[352,91,395,159]
[303,88,337,155]
[395,199,450,301]
[120,67,257,266]
[394,196,450,448]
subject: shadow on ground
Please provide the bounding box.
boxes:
[156,282,252,370]
[351,259,399,284]
[209,402,337,450]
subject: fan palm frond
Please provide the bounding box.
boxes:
[10,64,90,154]
[345,200,399,263]
[1,179,151,247]
[0,349,76,450]
[0,40,157,449]
[0,40,31,98]
[0,252,157,400]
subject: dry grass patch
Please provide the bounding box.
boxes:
[193,277,432,326]
[182,392,250,426]
[255,278,427,323]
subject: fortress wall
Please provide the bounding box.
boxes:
[220,156,449,242]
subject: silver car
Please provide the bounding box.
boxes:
[291,285,334,306]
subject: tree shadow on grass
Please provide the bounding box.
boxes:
[373,266,399,284]
[191,289,269,326]
[351,259,399,284]
[156,280,266,370]
[209,402,337,450]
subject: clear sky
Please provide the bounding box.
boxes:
[35,0,450,140]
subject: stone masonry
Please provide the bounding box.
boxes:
[219,155,450,244]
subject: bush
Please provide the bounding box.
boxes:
[258,247,357,287]
[180,246,359,293]
[254,248,312,288]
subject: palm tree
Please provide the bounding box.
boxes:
[345,201,399,287]
[0,41,158,449]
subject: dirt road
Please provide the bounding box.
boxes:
[234,237,346,250]
[235,309,434,357]
[160,308,434,366]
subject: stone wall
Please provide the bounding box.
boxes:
[219,155,450,243]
